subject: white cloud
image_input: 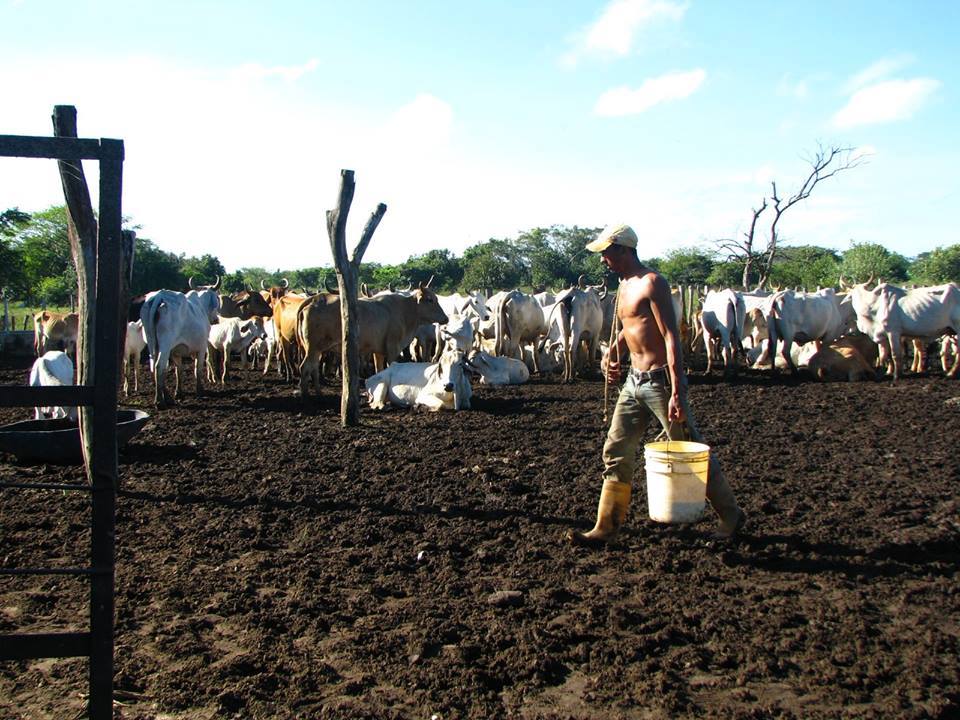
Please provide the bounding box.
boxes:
[832,78,940,128]
[594,68,705,116]
[845,55,913,92]
[776,75,809,100]
[230,58,320,83]
[563,0,687,66]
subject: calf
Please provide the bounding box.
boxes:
[207,316,267,384]
[466,350,530,385]
[29,351,77,421]
[807,340,876,382]
[365,350,472,411]
[433,313,475,361]
[123,320,148,396]
[33,311,79,356]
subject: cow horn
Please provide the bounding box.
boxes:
[324,274,339,294]
[577,274,587,289]
[261,279,267,290]
[281,277,289,289]
[388,281,396,293]
[211,275,222,290]
[360,282,370,298]
[425,274,434,289]
[188,276,196,289]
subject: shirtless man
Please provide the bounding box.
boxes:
[568,224,745,546]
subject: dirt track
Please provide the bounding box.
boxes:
[1,356,959,719]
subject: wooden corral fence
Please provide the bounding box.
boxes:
[0,118,124,720]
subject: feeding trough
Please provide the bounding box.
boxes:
[0,409,150,464]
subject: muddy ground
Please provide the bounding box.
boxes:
[1,354,958,719]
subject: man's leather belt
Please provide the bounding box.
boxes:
[630,366,668,384]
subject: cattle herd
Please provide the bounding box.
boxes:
[26,275,960,420]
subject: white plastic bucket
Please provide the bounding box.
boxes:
[644,439,710,523]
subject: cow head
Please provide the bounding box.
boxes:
[426,350,472,410]
[414,287,449,325]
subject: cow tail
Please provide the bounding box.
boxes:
[723,298,737,362]
[733,295,746,356]
[767,293,783,362]
[142,297,165,367]
[495,294,510,356]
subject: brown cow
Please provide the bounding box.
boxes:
[271,292,315,381]
[807,339,876,382]
[297,287,448,396]
[33,311,79,356]
[219,289,274,319]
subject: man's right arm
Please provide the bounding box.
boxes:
[603,330,628,383]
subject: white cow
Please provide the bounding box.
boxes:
[141,282,222,408]
[207,316,267,384]
[433,313,476,361]
[255,316,280,374]
[848,281,960,380]
[533,291,556,307]
[699,289,741,375]
[29,351,77,421]
[123,320,148,396]
[365,350,473,411]
[941,335,959,373]
[758,289,851,374]
[466,349,530,385]
[494,290,551,373]
[546,286,603,381]
[437,292,489,322]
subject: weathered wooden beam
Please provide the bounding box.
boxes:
[0,632,91,660]
[0,384,95,407]
[0,134,108,160]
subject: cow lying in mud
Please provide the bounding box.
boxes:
[465,350,530,385]
[365,350,472,411]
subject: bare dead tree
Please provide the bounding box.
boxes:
[327,169,387,427]
[757,144,866,287]
[715,197,767,289]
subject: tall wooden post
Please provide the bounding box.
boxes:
[326,170,386,427]
[52,105,124,719]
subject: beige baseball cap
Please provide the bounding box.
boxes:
[585,223,638,253]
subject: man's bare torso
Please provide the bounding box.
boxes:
[616,272,669,372]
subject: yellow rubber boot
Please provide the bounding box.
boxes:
[568,478,632,546]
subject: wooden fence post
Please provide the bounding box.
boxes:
[326,170,387,427]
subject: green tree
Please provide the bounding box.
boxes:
[706,260,746,288]
[400,249,463,290]
[16,205,76,303]
[131,237,185,294]
[517,225,605,289]
[840,242,909,283]
[909,244,960,285]
[657,248,714,286]
[180,253,226,287]
[0,207,30,295]
[768,245,841,289]
[461,239,525,291]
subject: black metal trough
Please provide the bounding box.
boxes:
[0,409,150,463]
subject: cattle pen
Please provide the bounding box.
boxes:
[2,355,958,718]
[0,120,125,720]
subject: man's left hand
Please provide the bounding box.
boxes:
[668,394,686,423]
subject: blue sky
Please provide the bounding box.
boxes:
[1,1,956,272]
